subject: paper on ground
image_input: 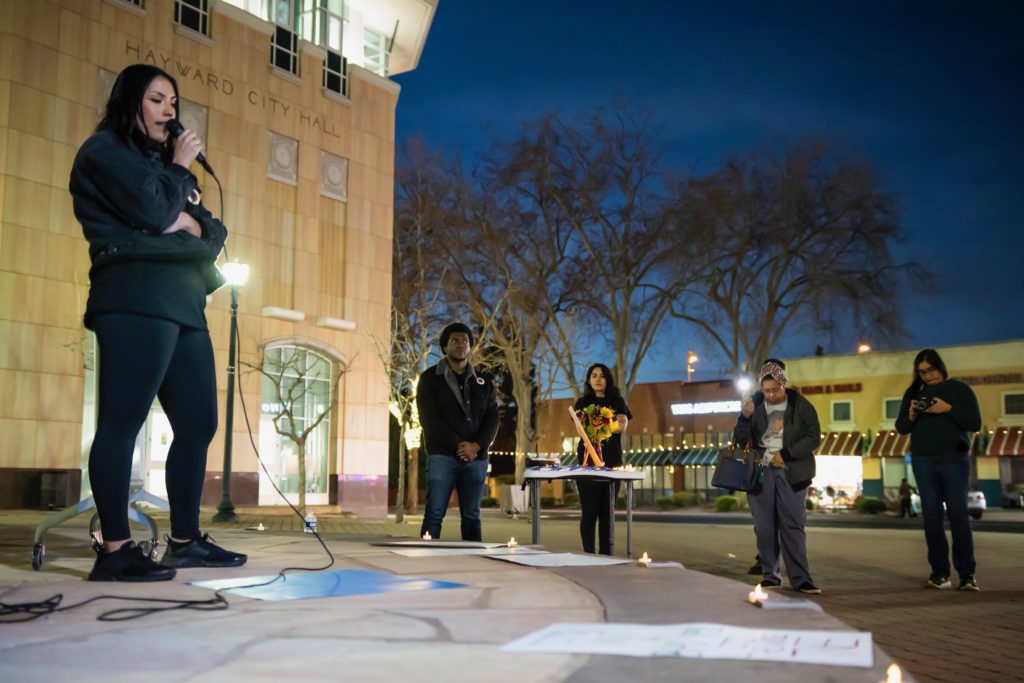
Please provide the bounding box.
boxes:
[757,597,822,611]
[372,540,507,548]
[389,546,547,557]
[501,622,872,668]
[490,552,632,567]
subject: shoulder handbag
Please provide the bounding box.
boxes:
[711,441,765,494]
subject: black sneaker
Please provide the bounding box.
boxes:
[747,560,762,575]
[89,541,177,582]
[796,581,822,594]
[958,575,979,591]
[760,576,782,589]
[160,533,247,568]
[925,574,951,589]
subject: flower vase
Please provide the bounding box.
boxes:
[592,441,605,468]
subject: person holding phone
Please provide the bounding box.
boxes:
[895,349,981,591]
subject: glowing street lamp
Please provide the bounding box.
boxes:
[213,261,249,523]
[686,351,699,382]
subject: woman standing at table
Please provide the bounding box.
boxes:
[574,364,631,555]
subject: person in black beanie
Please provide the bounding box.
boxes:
[895,349,982,591]
[70,64,245,581]
[417,322,499,541]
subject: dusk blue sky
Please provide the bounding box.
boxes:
[393,1,1024,382]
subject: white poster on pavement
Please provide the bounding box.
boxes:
[490,553,633,567]
[389,546,548,557]
[502,622,873,668]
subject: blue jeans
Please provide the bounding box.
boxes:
[910,453,975,578]
[421,454,488,541]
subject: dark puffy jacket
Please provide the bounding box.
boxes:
[69,129,227,293]
[417,361,499,459]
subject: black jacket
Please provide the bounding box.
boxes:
[894,378,981,455]
[417,360,499,459]
[70,129,228,293]
[733,388,820,488]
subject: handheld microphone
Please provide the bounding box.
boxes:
[166,120,215,176]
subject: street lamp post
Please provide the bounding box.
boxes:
[686,351,699,383]
[213,261,249,523]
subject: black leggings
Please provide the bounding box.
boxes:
[578,479,621,555]
[89,314,217,541]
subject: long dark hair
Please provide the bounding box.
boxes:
[904,348,949,397]
[97,64,179,159]
[581,363,622,399]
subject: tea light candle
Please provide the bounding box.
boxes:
[256,522,265,531]
[422,531,432,541]
[882,663,902,683]
[637,551,652,567]
[747,583,767,604]
[507,537,518,547]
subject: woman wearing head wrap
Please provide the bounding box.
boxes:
[734,359,822,593]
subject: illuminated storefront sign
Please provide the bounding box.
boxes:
[670,401,742,415]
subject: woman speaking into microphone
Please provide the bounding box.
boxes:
[70,64,245,581]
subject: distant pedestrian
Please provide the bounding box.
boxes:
[418,323,499,541]
[734,359,822,594]
[898,478,917,519]
[895,349,981,591]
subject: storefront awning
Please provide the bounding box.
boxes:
[986,426,1024,455]
[868,431,910,457]
[818,431,862,456]
[678,447,719,466]
[647,449,676,466]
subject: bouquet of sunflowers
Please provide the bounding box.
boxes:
[571,404,620,467]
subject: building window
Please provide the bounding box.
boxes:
[363,26,390,77]
[298,0,346,51]
[110,0,145,8]
[832,400,853,423]
[883,398,901,421]
[221,0,269,17]
[259,345,334,504]
[1005,393,1024,416]
[175,0,210,36]
[268,0,301,75]
[323,50,347,96]
[272,25,300,75]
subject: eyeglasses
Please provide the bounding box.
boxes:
[917,365,938,376]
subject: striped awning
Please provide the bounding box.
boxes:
[869,431,910,457]
[818,431,862,456]
[648,449,676,466]
[676,447,719,466]
[987,427,1024,456]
